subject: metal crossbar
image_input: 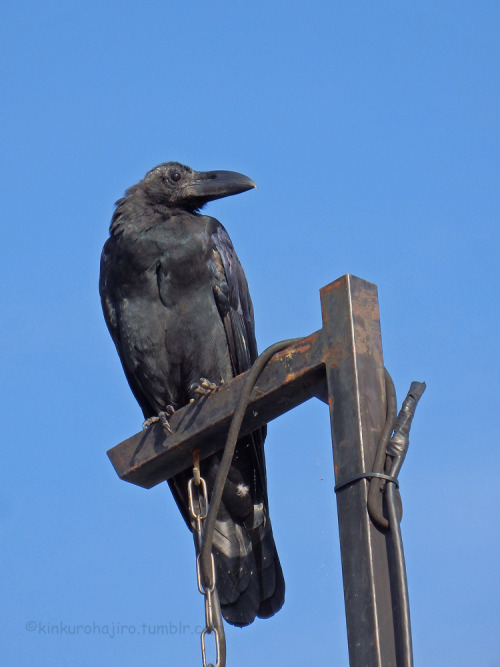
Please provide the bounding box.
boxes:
[107,273,408,666]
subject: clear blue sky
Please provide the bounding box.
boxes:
[1,2,499,665]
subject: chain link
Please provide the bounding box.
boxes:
[188,463,224,667]
[188,476,208,549]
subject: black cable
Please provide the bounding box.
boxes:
[336,370,425,666]
[199,338,303,588]
[367,368,398,530]
[385,380,426,667]
[198,334,425,667]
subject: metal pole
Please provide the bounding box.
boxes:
[108,274,411,665]
[321,275,398,666]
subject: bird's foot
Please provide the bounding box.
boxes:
[142,405,175,433]
[188,377,223,400]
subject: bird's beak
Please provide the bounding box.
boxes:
[183,170,256,203]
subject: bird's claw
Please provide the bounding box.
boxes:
[189,377,220,397]
[142,416,158,429]
[142,406,175,433]
[200,377,218,392]
[199,377,218,393]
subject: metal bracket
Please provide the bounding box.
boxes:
[107,273,402,666]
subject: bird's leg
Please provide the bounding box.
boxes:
[188,377,224,402]
[142,405,175,433]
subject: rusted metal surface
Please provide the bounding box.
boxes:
[107,273,403,665]
[321,275,398,666]
[107,330,327,489]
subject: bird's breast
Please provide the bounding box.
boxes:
[115,215,214,288]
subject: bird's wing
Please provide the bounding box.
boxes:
[208,222,285,625]
[211,223,258,374]
[99,237,156,417]
[99,238,119,344]
[210,222,268,497]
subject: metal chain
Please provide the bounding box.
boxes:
[188,457,225,667]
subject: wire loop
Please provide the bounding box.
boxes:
[334,471,399,493]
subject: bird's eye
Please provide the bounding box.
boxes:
[170,171,181,183]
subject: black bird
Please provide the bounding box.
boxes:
[99,162,284,626]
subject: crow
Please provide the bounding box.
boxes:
[99,162,284,626]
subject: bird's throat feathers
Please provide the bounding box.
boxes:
[109,188,204,236]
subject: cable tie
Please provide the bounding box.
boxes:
[334,471,399,493]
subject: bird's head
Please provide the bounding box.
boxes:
[139,161,256,212]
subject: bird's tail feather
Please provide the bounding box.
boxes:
[169,449,284,627]
[211,499,285,627]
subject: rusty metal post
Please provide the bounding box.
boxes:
[321,275,397,666]
[107,274,408,665]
